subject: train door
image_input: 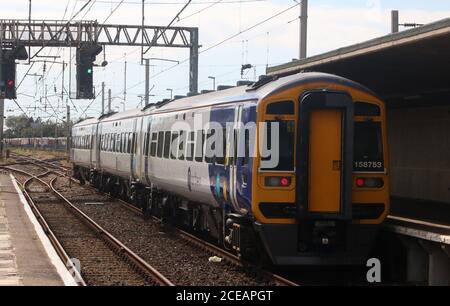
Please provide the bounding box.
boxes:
[229,105,252,211]
[297,91,354,220]
[96,123,102,170]
[90,124,96,167]
[131,118,139,180]
[143,116,152,185]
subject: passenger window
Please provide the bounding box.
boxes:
[178,131,186,160]
[170,132,179,160]
[195,130,205,162]
[163,131,171,159]
[205,130,215,164]
[132,133,137,154]
[186,132,195,161]
[243,129,250,165]
[215,128,227,165]
[143,133,148,155]
[150,133,158,157]
[157,131,164,158]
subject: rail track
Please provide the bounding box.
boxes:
[1,164,174,286]
[5,152,298,286]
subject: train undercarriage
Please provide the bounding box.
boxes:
[73,165,265,264]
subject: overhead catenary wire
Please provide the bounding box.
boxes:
[122,1,301,94]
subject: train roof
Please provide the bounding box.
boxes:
[151,72,375,114]
[73,72,375,128]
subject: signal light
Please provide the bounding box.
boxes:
[6,80,14,87]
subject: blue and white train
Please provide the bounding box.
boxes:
[72,72,390,266]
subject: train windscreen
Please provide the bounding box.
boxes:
[354,121,384,172]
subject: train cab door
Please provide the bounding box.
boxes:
[297,91,354,221]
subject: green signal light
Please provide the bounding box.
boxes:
[87,68,93,74]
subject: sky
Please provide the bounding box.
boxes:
[2,0,450,122]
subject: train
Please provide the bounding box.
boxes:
[5,137,67,151]
[71,72,390,266]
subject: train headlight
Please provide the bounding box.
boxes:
[355,178,384,188]
[265,176,292,187]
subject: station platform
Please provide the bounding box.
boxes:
[0,173,76,286]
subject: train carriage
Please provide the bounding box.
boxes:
[71,72,389,266]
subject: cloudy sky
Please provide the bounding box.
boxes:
[3,0,450,121]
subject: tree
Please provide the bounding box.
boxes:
[5,115,70,138]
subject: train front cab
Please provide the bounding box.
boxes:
[252,82,390,265]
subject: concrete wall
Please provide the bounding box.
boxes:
[388,105,450,203]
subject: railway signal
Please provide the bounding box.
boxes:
[76,43,103,100]
[0,47,28,100]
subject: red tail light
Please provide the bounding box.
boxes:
[280,178,290,186]
[265,176,292,187]
[356,178,365,187]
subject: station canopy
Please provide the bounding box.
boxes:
[267,18,450,108]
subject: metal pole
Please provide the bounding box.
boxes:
[69,47,72,98]
[124,58,127,104]
[189,28,199,95]
[141,0,145,65]
[66,104,70,160]
[28,0,32,65]
[0,99,4,159]
[61,60,65,101]
[299,0,308,59]
[0,47,3,158]
[108,89,112,113]
[391,10,399,33]
[145,58,150,106]
[54,120,58,151]
[101,82,105,115]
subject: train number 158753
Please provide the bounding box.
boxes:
[354,161,383,170]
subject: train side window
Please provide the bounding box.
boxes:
[115,134,120,153]
[132,133,137,154]
[150,132,158,157]
[242,129,250,165]
[163,131,171,159]
[266,101,294,115]
[170,132,179,160]
[178,131,186,161]
[205,130,215,164]
[123,133,127,153]
[157,131,164,158]
[195,130,205,162]
[122,133,127,153]
[110,134,115,152]
[143,133,148,155]
[215,128,227,165]
[120,133,124,153]
[127,133,131,154]
[145,133,151,156]
[186,131,195,161]
[261,120,295,171]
